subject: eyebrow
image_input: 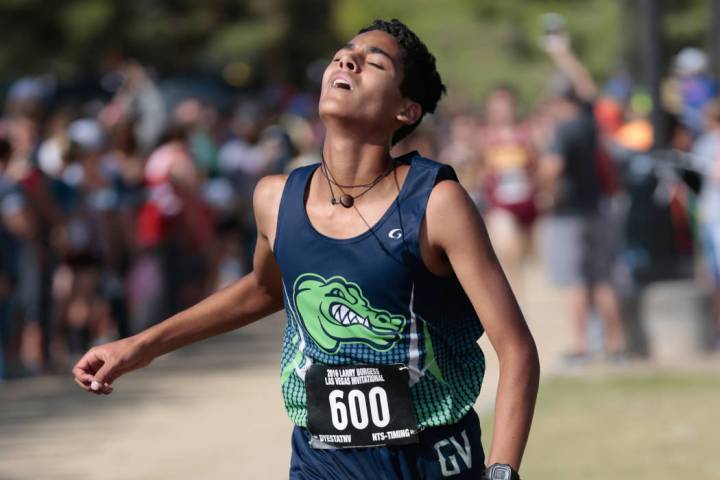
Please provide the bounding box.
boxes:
[340,42,396,65]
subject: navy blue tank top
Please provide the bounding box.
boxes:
[274,151,485,429]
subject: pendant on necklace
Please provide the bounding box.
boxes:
[339,194,354,208]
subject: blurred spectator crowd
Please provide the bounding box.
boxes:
[2,41,720,380]
[0,60,325,379]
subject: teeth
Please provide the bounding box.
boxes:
[331,304,368,327]
[333,79,350,89]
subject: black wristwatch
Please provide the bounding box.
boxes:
[484,463,520,480]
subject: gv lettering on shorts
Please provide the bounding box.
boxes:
[433,429,472,477]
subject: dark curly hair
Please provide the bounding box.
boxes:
[358,19,446,145]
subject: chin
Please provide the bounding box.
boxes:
[318,98,359,123]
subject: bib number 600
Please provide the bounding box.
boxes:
[329,386,391,431]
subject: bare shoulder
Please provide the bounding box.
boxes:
[425,178,487,250]
[426,178,478,225]
[254,174,288,204]
[253,174,288,240]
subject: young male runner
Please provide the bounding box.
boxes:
[72,19,539,479]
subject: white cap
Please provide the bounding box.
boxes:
[68,118,105,151]
[674,47,708,76]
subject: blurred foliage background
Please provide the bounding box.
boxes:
[0,0,716,104]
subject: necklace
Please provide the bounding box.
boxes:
[320,157,398,208]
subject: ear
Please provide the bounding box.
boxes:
[396,101,422,126]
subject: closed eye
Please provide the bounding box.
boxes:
[368,62,384,70]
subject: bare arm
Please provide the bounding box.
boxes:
[72,175,287,394]
[544,33,597,101]
[425,179,540,471]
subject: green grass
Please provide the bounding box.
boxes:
[482,373,720,479]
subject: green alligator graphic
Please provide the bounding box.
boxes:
[293,273,406,354]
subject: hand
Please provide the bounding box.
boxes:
[120,61,148,92]
[72,336,152,395]
[542,32,571,56]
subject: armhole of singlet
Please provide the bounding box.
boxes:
[272,167,307,256]
[404,162,459,272]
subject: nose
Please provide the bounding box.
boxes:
[338,53,358,72]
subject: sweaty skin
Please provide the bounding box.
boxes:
[293,273,405,354]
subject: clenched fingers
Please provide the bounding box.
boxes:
[72,348,106,378]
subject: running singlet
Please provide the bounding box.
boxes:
[273,152,485,430]
[481,126,537,225]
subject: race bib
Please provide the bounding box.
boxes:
[495,170,531,204]
[305,364,419,449]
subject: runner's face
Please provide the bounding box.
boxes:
[486,91,517,126]
[319,30,409,134]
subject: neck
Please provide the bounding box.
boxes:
[322,126,393,186]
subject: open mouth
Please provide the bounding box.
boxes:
[331,79,352,90]
[330,302,368,327]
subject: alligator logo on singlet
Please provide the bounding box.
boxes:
[293,273,406,354]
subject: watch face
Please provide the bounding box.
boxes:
[489,464,512,480]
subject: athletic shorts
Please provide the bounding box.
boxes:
[541,214,613,288]
[289,409,485,479]
[701,222,720,287]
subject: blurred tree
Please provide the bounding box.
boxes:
[270,0,336,87]
[621,0,711,83]
[333,0,717,107]
[0,0,714,106]
[661,0,710,54]
[0,0,334,90]
[333,0,623,107]
[712,0,720,78]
